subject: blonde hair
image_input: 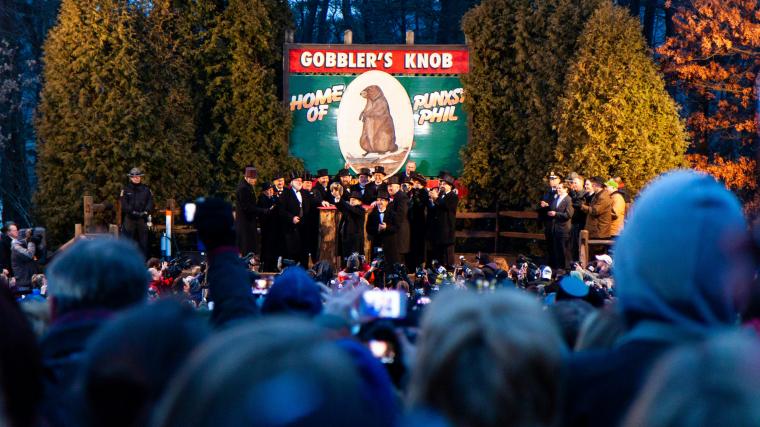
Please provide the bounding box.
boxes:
[408,290,563,427]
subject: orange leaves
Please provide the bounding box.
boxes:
[687,153,757,190]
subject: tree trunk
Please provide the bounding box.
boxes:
[642,0,656,46]
[315,0,330,42]
[628,0,640,19]
[664,0,676,37]
[341,0,352,32]
[302,0,319,42]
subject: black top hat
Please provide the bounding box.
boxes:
[287,171,302,182]
[272,171,285,180]
[441,174,456,186]
[349,190,363,201]
[302,170,313,181]
[128,167,145,177]
[438,170,451,179]
[338,169,351,177]
[376,189,391,200]
[244,167,258,179]
[373,166,385,175]
[401,175,411,184]
[316,169,329,178]
[358,168,371,176]
[410,173,427,186]
[386,176,400,185]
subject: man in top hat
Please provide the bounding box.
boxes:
[366,189,400,267]
[427,174,458,266]
[272,171,286,197]
[277,172,311,267]
[313,169,333,207]
[538,171,560,266]
[334,168,353,202]
[332,188,366,260]
[300,171,320,264]
[235,166,269,257]
[351,167,374,206]
[366,166,387,203]
[407,172,429,268]
[387,175,410,263]
[120,167,154,257]
[256,182,279,272]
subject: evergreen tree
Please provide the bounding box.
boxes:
[460,0,603,208]
[460,0,526,209]
[554,2,688,194]
[208,0,300,194]
[36,0,209,244]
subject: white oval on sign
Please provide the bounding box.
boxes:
[336,70,414,177]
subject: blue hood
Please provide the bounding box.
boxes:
[615,170,749,338]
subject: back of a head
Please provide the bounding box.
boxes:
[150,317,380,427]
[47,238,148,317]
[549,300,595,349]
[409,289,564,427]
[623,331,760,427]
[614,170,754,332]
[0,285,42,427]
[79,299,210,427]
[262,267,322,317]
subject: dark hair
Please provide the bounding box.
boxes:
[150,317,384,427]
[548,300,595,349]
[0,285,43,427]
[78,299,210,427]
[47,239,147,317]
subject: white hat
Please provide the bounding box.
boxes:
[541,266,553,280]
[595,254,613,265]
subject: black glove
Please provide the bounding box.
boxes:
[192,197,235,251]
[30,234,43,245]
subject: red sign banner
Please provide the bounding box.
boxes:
[288,47,469,75]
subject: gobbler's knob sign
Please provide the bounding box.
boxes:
[285,44,470,178]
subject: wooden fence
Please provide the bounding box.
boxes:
[71,196,614,267]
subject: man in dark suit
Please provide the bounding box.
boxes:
[401,160,417,182]
[537,171,560,266]
[272,171,286,197]
[313,169,332,207]
[256,182,278,272]
[365,166,386,203]
[301,171,320,264]
[334,189,366,260]
[334,168,353,202]
[407,173,428,269]
[351,168,374,205]
[235,166,270,257]
[277,172,310,267]
[427,174,458,266]
[548,182,574,269]
[387,176,410,263]
[366,189,400,267]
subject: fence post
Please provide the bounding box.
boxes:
[83,195,93,234]
[579,229,589,266]
[74,223,83,237]
[494,204,500,253]
[319,207,339,269]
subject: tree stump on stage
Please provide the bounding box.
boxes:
[319,207,339,269]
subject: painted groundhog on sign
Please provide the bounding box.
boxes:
[359,85,398,155]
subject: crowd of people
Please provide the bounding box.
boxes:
[0,169,759,427]
[234,161,459,271]
[538,171,630,271]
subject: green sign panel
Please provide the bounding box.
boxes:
[287,73,468,177]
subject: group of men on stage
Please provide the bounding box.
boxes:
[234,161,460,272]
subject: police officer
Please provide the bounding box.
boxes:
[121,167,154,257]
